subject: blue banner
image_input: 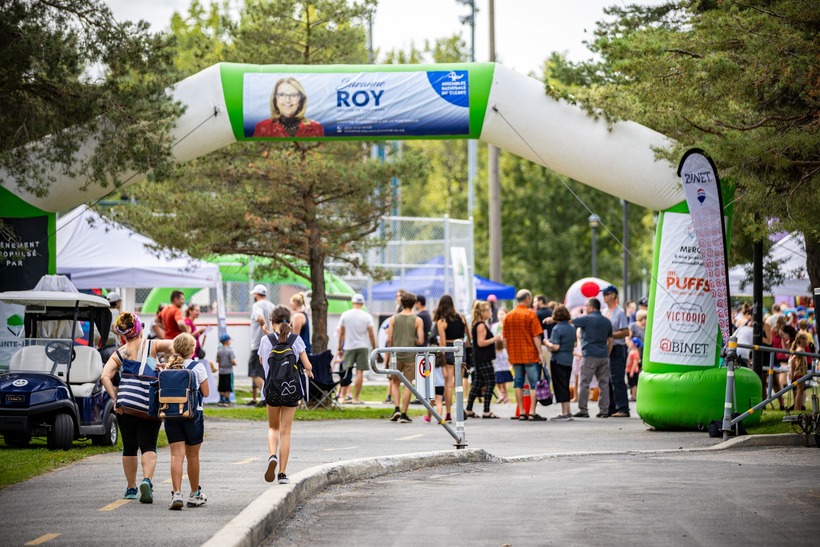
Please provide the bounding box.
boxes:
[243,71,470,138]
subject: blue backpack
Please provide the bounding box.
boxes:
[155,361,202,421]
[263,334,306,406]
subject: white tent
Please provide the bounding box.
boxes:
[56,205,220,289]
[729,233,811,297]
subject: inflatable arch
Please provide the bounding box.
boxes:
[1,62,761,429]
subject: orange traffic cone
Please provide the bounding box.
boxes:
[514,383,532,418]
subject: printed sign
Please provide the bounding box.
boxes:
[415,353,435,401]
[649,212,719,366]
[242,71,470,139]
[678,150,731,347]
[1,216,49,291]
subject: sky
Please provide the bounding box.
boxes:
[104,0,665,75]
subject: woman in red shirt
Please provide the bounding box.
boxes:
[253,77,325,138]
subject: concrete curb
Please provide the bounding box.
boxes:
[203,448,496,547]
[204,433,816,547]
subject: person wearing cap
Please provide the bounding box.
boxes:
[337,294,376,404]
[216,333,237,406]
[601,285,631,417]
[248,284,274,406]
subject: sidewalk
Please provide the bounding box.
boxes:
[0,400,805,546]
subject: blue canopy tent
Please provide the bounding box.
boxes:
[370,256,515,301]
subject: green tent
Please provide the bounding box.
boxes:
[142,255,356,314]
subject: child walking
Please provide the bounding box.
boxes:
[165,333,210,510]
[258,305,313,485]
[216,333,237,406]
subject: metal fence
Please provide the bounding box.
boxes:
[328,215,475,315]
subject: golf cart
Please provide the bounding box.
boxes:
[0,290,118,449]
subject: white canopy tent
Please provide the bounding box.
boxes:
[729,233,811,298]
[56,205,220,289]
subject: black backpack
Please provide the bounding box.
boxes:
[263,334,306,406]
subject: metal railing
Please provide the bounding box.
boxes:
[723,337,819,442]
[369,340,467,449]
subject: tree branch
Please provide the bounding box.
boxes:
[681,115,724,136]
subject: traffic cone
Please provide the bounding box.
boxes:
[514,383,532,418]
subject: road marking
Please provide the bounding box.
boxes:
[232,457,259,465]
[396,434,424,441]
[162,475,187,484]
[99,499,131,511]
[25,533,61,545]
[323,446,359,452]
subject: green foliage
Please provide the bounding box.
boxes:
[546,0,820,288]
[0,0,182,197]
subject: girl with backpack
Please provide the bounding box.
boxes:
[257,305,314,485]
[101,312,173,503]
[164,333,210,510]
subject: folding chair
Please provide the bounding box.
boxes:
[303,350,343,411]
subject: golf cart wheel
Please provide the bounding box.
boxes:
[4,433,30,447]
[47,413,74,450]
[92,411,118,446]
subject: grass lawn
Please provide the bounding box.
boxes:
[0,430,168,491]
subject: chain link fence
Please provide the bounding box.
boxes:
[328,215,475,316]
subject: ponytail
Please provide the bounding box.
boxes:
[269,305,293,344]
[278,322,291,343]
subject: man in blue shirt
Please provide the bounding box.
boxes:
[572,298,613,418]
[602,285,631,417]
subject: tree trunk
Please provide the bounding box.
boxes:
[308,246,328,353]
[805,234,820,301]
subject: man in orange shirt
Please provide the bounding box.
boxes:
[503,289,547,421]
[161,290,187,340]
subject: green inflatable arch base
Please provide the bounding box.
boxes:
[636,368,762,430]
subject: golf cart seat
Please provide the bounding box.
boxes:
[10,346,54,374]
[68,346,104,398]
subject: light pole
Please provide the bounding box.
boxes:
[457,0,477,218]
[588,214,600,277]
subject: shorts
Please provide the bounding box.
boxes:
[396,360,416,382]
[343,348,370,371]
[164,413,204,446]
[512,363,541,389]
[249,351,265,379]
[218,373,233,392]
[627,370,641,388]
[495,370,513,384]
[117,413,161,457]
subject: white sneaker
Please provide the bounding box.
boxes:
[187,488,207,507]
[169,491,184,510]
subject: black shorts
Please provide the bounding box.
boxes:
[117,413,161,457]
[218,373,233,392]
[249,351,265,379]
[164,413,204,445]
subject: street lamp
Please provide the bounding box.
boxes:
[588,214,600,277]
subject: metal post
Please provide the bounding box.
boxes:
[453,340,466,447]
[623,200,629,301]
[487,0,501,283]
[722,336,738,442]
[444,214,451,296]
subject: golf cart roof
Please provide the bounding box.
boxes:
[0,291,110,308]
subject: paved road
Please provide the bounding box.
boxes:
[267,448,820,546]
[0,399,810,546]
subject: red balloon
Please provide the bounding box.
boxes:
[580,281,600,298]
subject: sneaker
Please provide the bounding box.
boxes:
[187,488,207,507]
[245,400,258,406]
[124,487,138,499]
[573,410,590,418]
[256,400,267,408]
[138,478,153,504]
[169,491,184,510]
[552,414,574,422]
[611,410,631,418]
[445,413,452,423]
[389,409,402,421]
[264,454,278,483]
[423,415,431,423]
[277,473,289,485]
[399,413,412,423]
[596,412,609,418]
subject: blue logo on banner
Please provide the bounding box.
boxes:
[697,187,706,204]
[426,71,469,108]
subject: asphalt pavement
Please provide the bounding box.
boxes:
[0,398,817,546]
